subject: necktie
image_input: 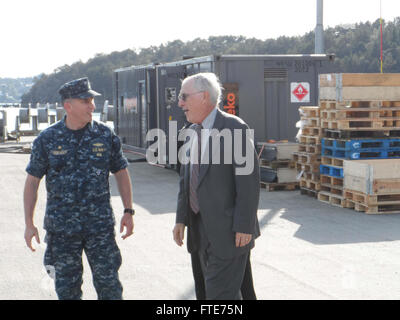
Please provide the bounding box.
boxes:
[189,124,202,214]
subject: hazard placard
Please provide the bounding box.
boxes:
[291,82,310,103]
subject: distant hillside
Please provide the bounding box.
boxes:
[0,77,34,103]
[20,17,400,108]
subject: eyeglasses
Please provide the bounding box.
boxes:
[178,91,203,101]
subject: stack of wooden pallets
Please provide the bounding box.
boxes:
[257,141,299,191]
[317,73,400,213]
[294,106,322,198]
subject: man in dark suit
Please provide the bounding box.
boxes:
[177,123,257,300]
[173,73,260,300]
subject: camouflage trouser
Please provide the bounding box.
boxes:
[44,230,123,300]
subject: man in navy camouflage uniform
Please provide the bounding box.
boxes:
[23,77,135,300]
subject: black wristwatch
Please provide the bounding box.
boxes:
[124,208,135,215]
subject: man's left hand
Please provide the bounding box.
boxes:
[235,232,252,247]
[120,213,134,240]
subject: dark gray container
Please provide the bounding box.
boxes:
[113,64,158,155]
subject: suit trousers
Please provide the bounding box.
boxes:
[190,251,257,300]
[191,212,249,300]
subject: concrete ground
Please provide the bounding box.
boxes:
[2,137,400,300]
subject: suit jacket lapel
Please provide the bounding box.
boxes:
[198,108,225,186]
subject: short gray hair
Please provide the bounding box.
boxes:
[183,73,223,107]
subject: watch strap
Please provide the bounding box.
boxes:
[124,208,135,215]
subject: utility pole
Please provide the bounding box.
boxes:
[380,0,383,73]
[315,0,324,54]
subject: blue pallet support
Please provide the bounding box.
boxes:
[321,138,400,159]
[319,165,344,178]
[321,138,400,150]
[321,147,400,159]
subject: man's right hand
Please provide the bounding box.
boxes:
[173,223,185,246]
[24,225,40,252]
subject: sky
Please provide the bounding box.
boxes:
[0,0,398,78]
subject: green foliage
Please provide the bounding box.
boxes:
[21,17,400,107]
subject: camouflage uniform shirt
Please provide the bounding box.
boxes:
[26,117,128,235]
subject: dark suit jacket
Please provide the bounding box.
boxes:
[176,108,261,259]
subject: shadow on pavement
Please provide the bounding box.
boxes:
[258,189,400,245]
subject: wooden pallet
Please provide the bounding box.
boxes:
[298,135,322,145]
[321,156,344,167]
[319,73,400,88]
[338,101,400,109]
[319,73,400,101]
[300,178,321,191]
[323,129,400,139]
[320,184,343,196]
[320,100,400,110]
[318,191,353,208]
[300,187,319,198]
[298,143,321,154]
[344,189,400,206]
[321,108,400,121]
[300,127,323,137]
[322,137,400,150]
[321,119,400,130]
[260,181,299,191]
[293,152,321,165]
[300,118,320,127]
[299,106,320,118]
[352,202,400,214]
[301,171,320,181]
[319,100,338,110]
[320,175,343,187]
[295,162,320,173]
